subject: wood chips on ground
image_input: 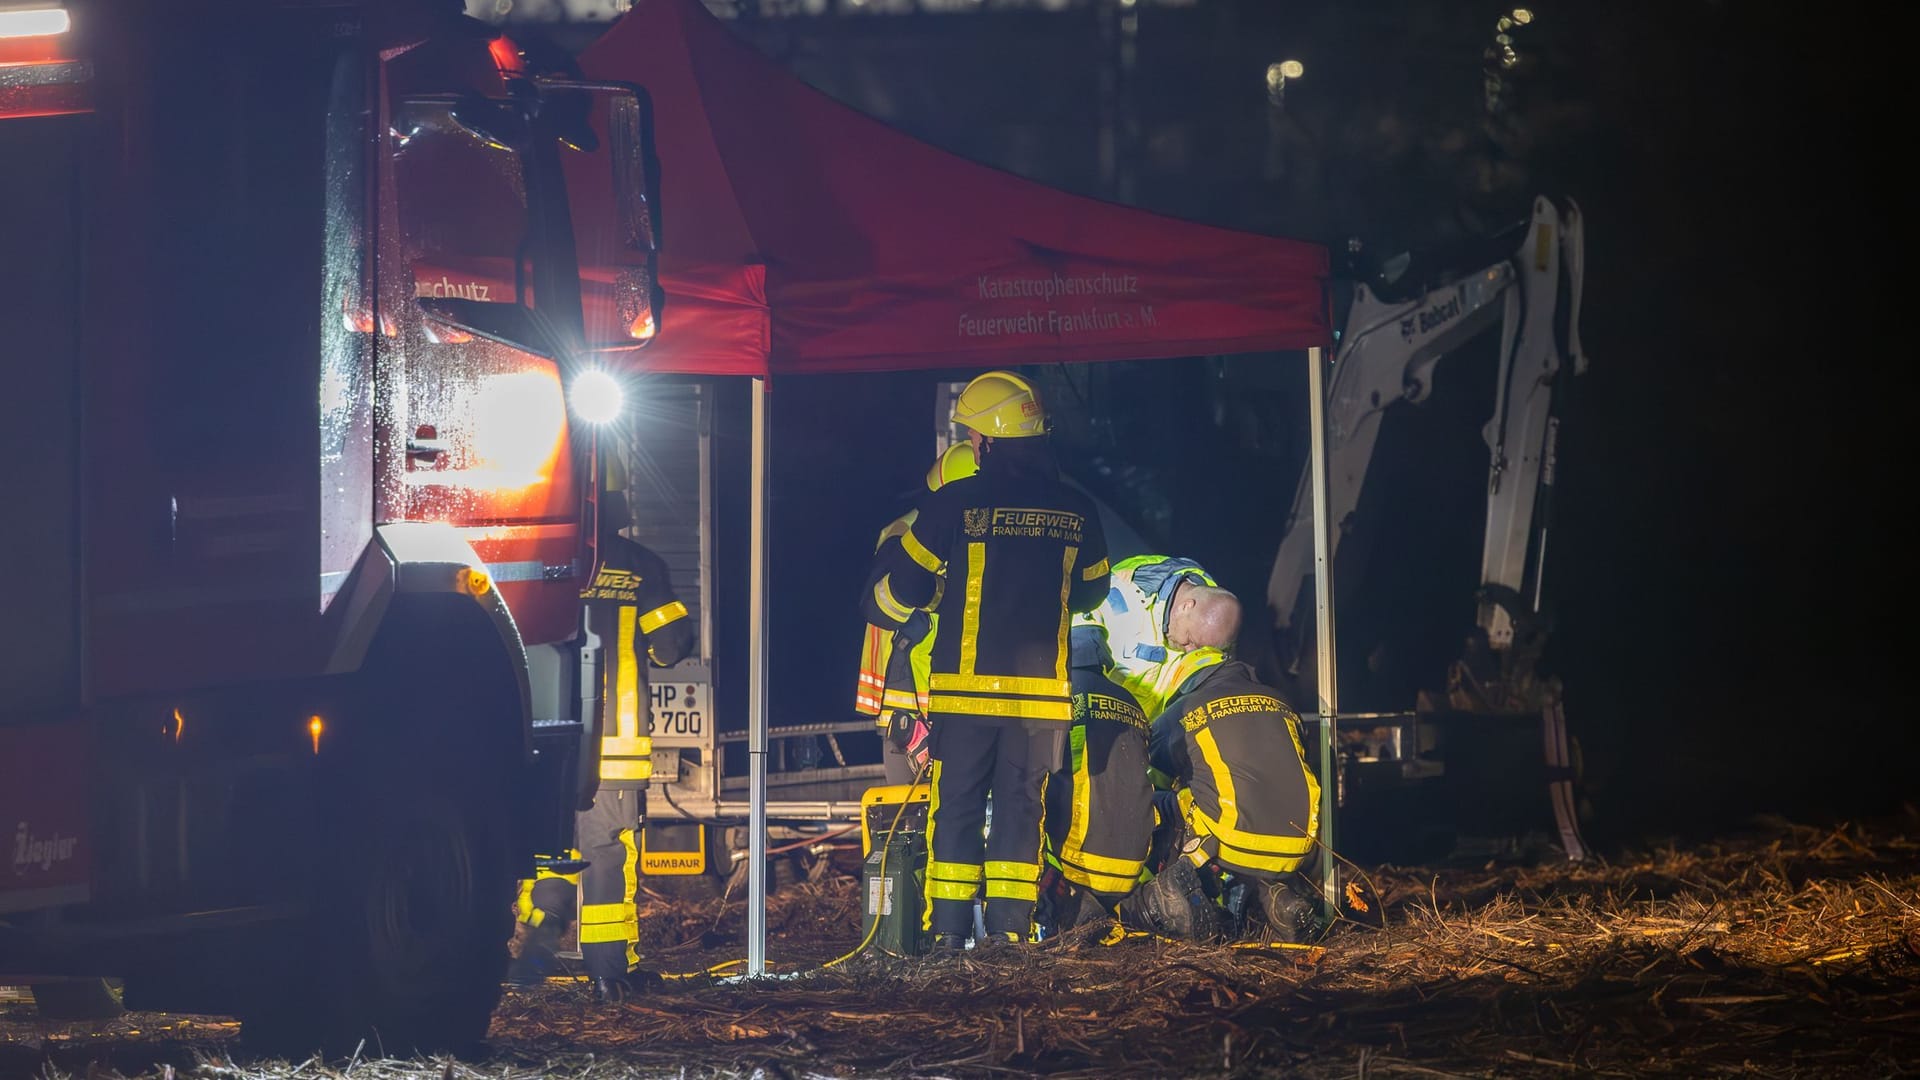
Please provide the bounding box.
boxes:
[6,813,1918,1078]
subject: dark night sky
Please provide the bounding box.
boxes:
[586,0,1901,848]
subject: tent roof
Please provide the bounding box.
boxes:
[574,0,1330,377]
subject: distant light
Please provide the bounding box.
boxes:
[1266,60,1305,92]
[1279,59,1305,80]
[1512,7,1533,23]
[0,8,69,39]
[570,368,625,426]
[309,715,325,755]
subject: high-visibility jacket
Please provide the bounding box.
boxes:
[875,461,1110,725]
[581,535,694,784]
[855,510,939,723]
[1078,554,1220,717]
[1149,658,1320,879]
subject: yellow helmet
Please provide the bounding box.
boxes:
[925,442,979,492]
[951,370,1047,438]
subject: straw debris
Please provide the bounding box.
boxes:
[7,813,1917,1078]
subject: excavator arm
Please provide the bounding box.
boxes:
[1264,195,1592,861]
[1268,195,1587,679]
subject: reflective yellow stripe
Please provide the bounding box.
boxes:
[1194,727,1240,834]
[1177,787,1316,873]
[927,694,1071,722]
[881,688,920,711]
[638,600,688,635]
[984,859,1039,882]
[928,673,1070,697]
[958,542,985,676]
[1059,863,1140,894]
[1055,545,1077,682]
[1065,846,1147,877]
[1063,724,1094,875]
[602,735,651,757]
[579,922,631,943]
[872,576,914,623]
[928,879,981,901]
[985,880,1038,901]
[923,758,944,932]
[902,527,943,572]
[615,607,640,739]
[600,757,653,781]
[622,827,641,969]
[516,880,536,923]
[1080,557,1109,582]
[928,859,983,882]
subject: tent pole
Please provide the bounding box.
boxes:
[1306,345,1340,911]
[747,376,770,976]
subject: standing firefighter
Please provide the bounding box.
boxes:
[574,484,694,1001]
[1145,648,1323,941]
[1081,555,1243,718]
[1039,623,1156,932]
[871,371,1110,947]
[855,443,978,784]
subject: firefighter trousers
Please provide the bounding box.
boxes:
[577,787,641,980]
[923,717,1064,940]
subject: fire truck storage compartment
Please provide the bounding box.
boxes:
[1,114,85,717]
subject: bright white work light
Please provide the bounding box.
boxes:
[570,368,624,426]
[0,7,69,37]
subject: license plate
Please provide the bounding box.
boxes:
[648,668,708,743]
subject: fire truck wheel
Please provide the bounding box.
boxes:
[241,673,516,1058]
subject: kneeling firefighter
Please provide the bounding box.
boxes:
[1038,623,1156,932]
[854,443,978,784]
[1131,649,1324,942]
[523,480,695,1002]
[869,371,1110,946]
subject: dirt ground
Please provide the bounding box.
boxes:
[6,812,1919,1079]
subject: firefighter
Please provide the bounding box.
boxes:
[1143,647,1324,942]
[871,370,1110,947]
[1078,554,1242,718]
[854,443,978,784]
[1038,622,1156,933]
[506,855,583,984]
[574,482,695,1002]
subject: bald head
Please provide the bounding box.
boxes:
[1167,581,1242,653]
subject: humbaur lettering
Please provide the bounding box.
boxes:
[976,272,1141,302]
[413,275,492,302]
[13,821,80,877]
[644,855,704,872]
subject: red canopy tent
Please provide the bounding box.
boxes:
[573,0,1329,373]
[568,0,1342,971]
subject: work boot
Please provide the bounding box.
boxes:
[1116,859,1221,943]
[592,970,661,1005]
[930,932,969,951]
[1255,878,1324,944]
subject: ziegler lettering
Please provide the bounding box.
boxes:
[13,822,79,877]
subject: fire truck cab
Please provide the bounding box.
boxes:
[0,0,658,1053]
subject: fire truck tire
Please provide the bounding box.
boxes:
[241,654,518,1058]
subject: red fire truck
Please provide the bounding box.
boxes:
[0,0,658,1053]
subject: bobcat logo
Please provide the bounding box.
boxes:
[963,508,991,537]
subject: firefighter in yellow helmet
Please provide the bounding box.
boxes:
[869,371,1111,947]
[855,443,978,784]
[572,473,695,1003]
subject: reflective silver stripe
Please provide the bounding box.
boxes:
[0,61,92,89]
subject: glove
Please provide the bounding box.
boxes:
[886,709,934,774]
[895,609,932,647]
